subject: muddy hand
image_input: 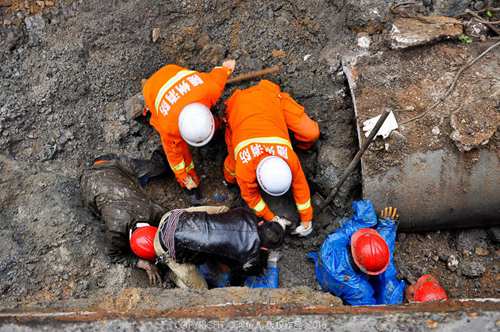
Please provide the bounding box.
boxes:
[380,207,399,220]
[183,175,197,190]
[222,59,236,73]
[137,259,162,286]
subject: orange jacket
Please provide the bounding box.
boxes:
[143,64,231,185]
[224,80,319,222]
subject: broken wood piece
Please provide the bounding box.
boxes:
[227,65,281,84]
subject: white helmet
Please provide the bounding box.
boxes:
[178,103,215,147]
[256,156,292,196]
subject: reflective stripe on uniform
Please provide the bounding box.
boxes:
[186,161,195,172]
[252,199,266,212]
[170,160,186,173]
[224,164,236,176]
[296,199,311,211]
[154,70,196,112]
[234,136,292,158]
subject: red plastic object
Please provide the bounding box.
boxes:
[413,274,448,303]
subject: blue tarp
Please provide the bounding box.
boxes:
[197,262,279,289]
[308,200,406,305]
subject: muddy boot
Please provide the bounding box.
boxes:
[166,258,208,289]
[184,187,204,206]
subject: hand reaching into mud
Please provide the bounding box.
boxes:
[222,59,236,73]
[182,175,197,190]
[136,259,161,286]
[380,207,399,221]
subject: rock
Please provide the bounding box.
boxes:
[199,44,225,66]
[315,145,353,196]
[124,93,145,120]
[487,227,500,244]
[24,14,46,44]
[464,21,489,38]
[432,0,473,16]
[461,260,486,278]
[450,101,499,152]
[151,27,160,43]
[457,229,488,253]
[474,247,489,257]
[388,16,463,49]
[357,33,371,49]
[432,126,440,136]
[447,255,459,272]
[345,0,389,32]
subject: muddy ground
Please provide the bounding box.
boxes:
[0,0,499,309]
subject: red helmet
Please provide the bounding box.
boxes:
[350,228,390,275]
[413,274,448,303]
[130,226,158,261]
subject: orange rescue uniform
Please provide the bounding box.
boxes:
[143,64,231,187]
[223,80,320,223]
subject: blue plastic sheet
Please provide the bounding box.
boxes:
[308,200,406,305]
[197,262,231,288]
[244,266,279,288]
[197,262,280,289]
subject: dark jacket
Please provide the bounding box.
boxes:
[160,208,263,273]
[80,154,167,267]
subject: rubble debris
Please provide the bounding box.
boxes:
[388,16,463,49]
[461,260,486,278]
[151,27,160,43]
[124,93,145,120]
[449,101,499,152]
[474,247,489,257]
[447,255,459,272]
[488,227,500,243]
[464,20,489,38]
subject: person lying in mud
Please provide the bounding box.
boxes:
[136,205,286,289]
[80,152,168,284]
[81,153,285,287]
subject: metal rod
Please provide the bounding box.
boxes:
[319,110,391,211]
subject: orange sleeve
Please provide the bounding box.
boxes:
[223,127,237,183]
[237,176,275,221]
[289,153,313,222]
[207,66,231,101]
[281,92,320,147]
[159,132,191,183]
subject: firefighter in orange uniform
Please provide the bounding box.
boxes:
[142,60,236,203]
[223,80,320,237]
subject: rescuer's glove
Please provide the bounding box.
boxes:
[380,206,399,221]
[291,221,313,237]
[272,216,292,230]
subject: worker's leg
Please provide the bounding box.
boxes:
[281,93,320,150]
[166,258,208,289]
[223,128,237,183]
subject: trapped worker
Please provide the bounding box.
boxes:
[142,60,236,203]
[308,200,406,305]
[223,80,320,237]
[138,206,286,289]
[80,153,168,285]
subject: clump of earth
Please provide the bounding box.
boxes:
[0,0,498,308]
